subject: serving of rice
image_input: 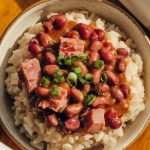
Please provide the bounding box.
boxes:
[5,11,145,150]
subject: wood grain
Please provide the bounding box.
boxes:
[0,0,150,150]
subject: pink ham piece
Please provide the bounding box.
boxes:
[59,37,85,56]
[83,108,105,133]
[20,58,41,93]
[49,87,68,112]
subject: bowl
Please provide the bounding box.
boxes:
[0,0,150,150]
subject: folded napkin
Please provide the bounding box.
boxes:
[0,142,12,150]
[120,0,150,30]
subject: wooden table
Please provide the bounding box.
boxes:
[0,0,150,150]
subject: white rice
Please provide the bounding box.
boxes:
[5,11,145,150]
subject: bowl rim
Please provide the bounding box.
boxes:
[0,0,150,150]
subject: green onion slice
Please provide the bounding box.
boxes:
[72,67,82,77]
[67,72,77,87]
[41,76,50,87]
[85,73,93,83]
[84,93,96,105]
[101,72,107,83]
[57,53,65,66]
[51,85,59,97]
[94,60,104,69]
[54,69,65,83]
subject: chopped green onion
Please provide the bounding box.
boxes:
[101,72,107,83]
[57,53,65,66]
[51,85,59,97]
[79,77,86,84]
[94,60,104,69]
[54,69,65,83]
[67,72,77,87]
[64,57,72,65]
[84,93,96,105]
[85,73,93,83]
[72,67,82,77]
[78,53,89,63]
[41,76,50,87]
[55,69,63,76]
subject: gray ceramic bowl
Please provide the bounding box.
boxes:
[0,0,150,150]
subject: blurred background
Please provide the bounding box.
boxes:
[0,0,150,150]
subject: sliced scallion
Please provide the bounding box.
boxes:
[84,93,96,105]
[101,72,107,83]
[94,60,104,69]
[41,76,50,87]
[67,72,77,87]
[51,85,59,97]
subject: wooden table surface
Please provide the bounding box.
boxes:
[0,0,150,150]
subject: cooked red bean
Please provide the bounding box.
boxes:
[37,99,50,110]
[90,40,102,51]
[36,32,53,48]
[105,108,122,129]
[59,82,70,93]
[45,51,56,64]
[52,14,68,29]
[76,23,91,40]
[105,71,119,86]
[111,87,124,102]
[103,42,113,51]
[116,59,126,73]
[117,48,128,58]
[70,88,84,103]
[28,38,42,54]
[91,69,101,85]
[47,114,58,127]
[84,50,91,56]
[120,83,131,98]
[43,65,59,76]
[100,48,114,63]
[92,96,109,107]
[65,117,80,131]
[65,103,83,117]
[90,29,105,42]
[83,84,91,94]
[36,87,50,97]
[104,64,114,71]
[99,83,109,93]
[74,61,88,76]
[89,51,99,66]
[43,21,53,33]
[66,30,80,39]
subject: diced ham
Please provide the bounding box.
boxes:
[83,108,105,133]
[49,87,68,112]
[92,96,110,107]
[19,58,41,93]
[59,37,85,56]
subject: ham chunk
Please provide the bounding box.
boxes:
[84,108,105,133]
[20,58,41,93]
[59,37,85,56]
[49,87,68,112]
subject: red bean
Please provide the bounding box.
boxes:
[43,65,59,77]
[92,96,109,107]
[116,59,126,73]
[43,21,53,33]
[117,48,128,58]
[90,40,102,51]
[104,64,114,71]
[36,32,53,48]
[70,88,84,103]
[103,42,113,51]
[120,83,131,98]
[83,84,91,94]
[28,38,42,54]
[66,30,80,39]
[65,103,83,117]
[105,71,119,86]
[37,99,50,110]
[90,29,105,42]
[100,48,114,63]
[99,83,109,93]
[111,87,124,102]
[89,51,99,66]
[59,82,70,93]
[76,23,91,40]
[65,117,80,131]
[74,61,88,77]
[47,114,58,127]
[105,108,122,129]
[36,87,50,97]
[45,51,56,64]
[84,50,91,56]
[53,15,68,29]
[91,69,101,85]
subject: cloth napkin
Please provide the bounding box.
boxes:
[120,0,150,30]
